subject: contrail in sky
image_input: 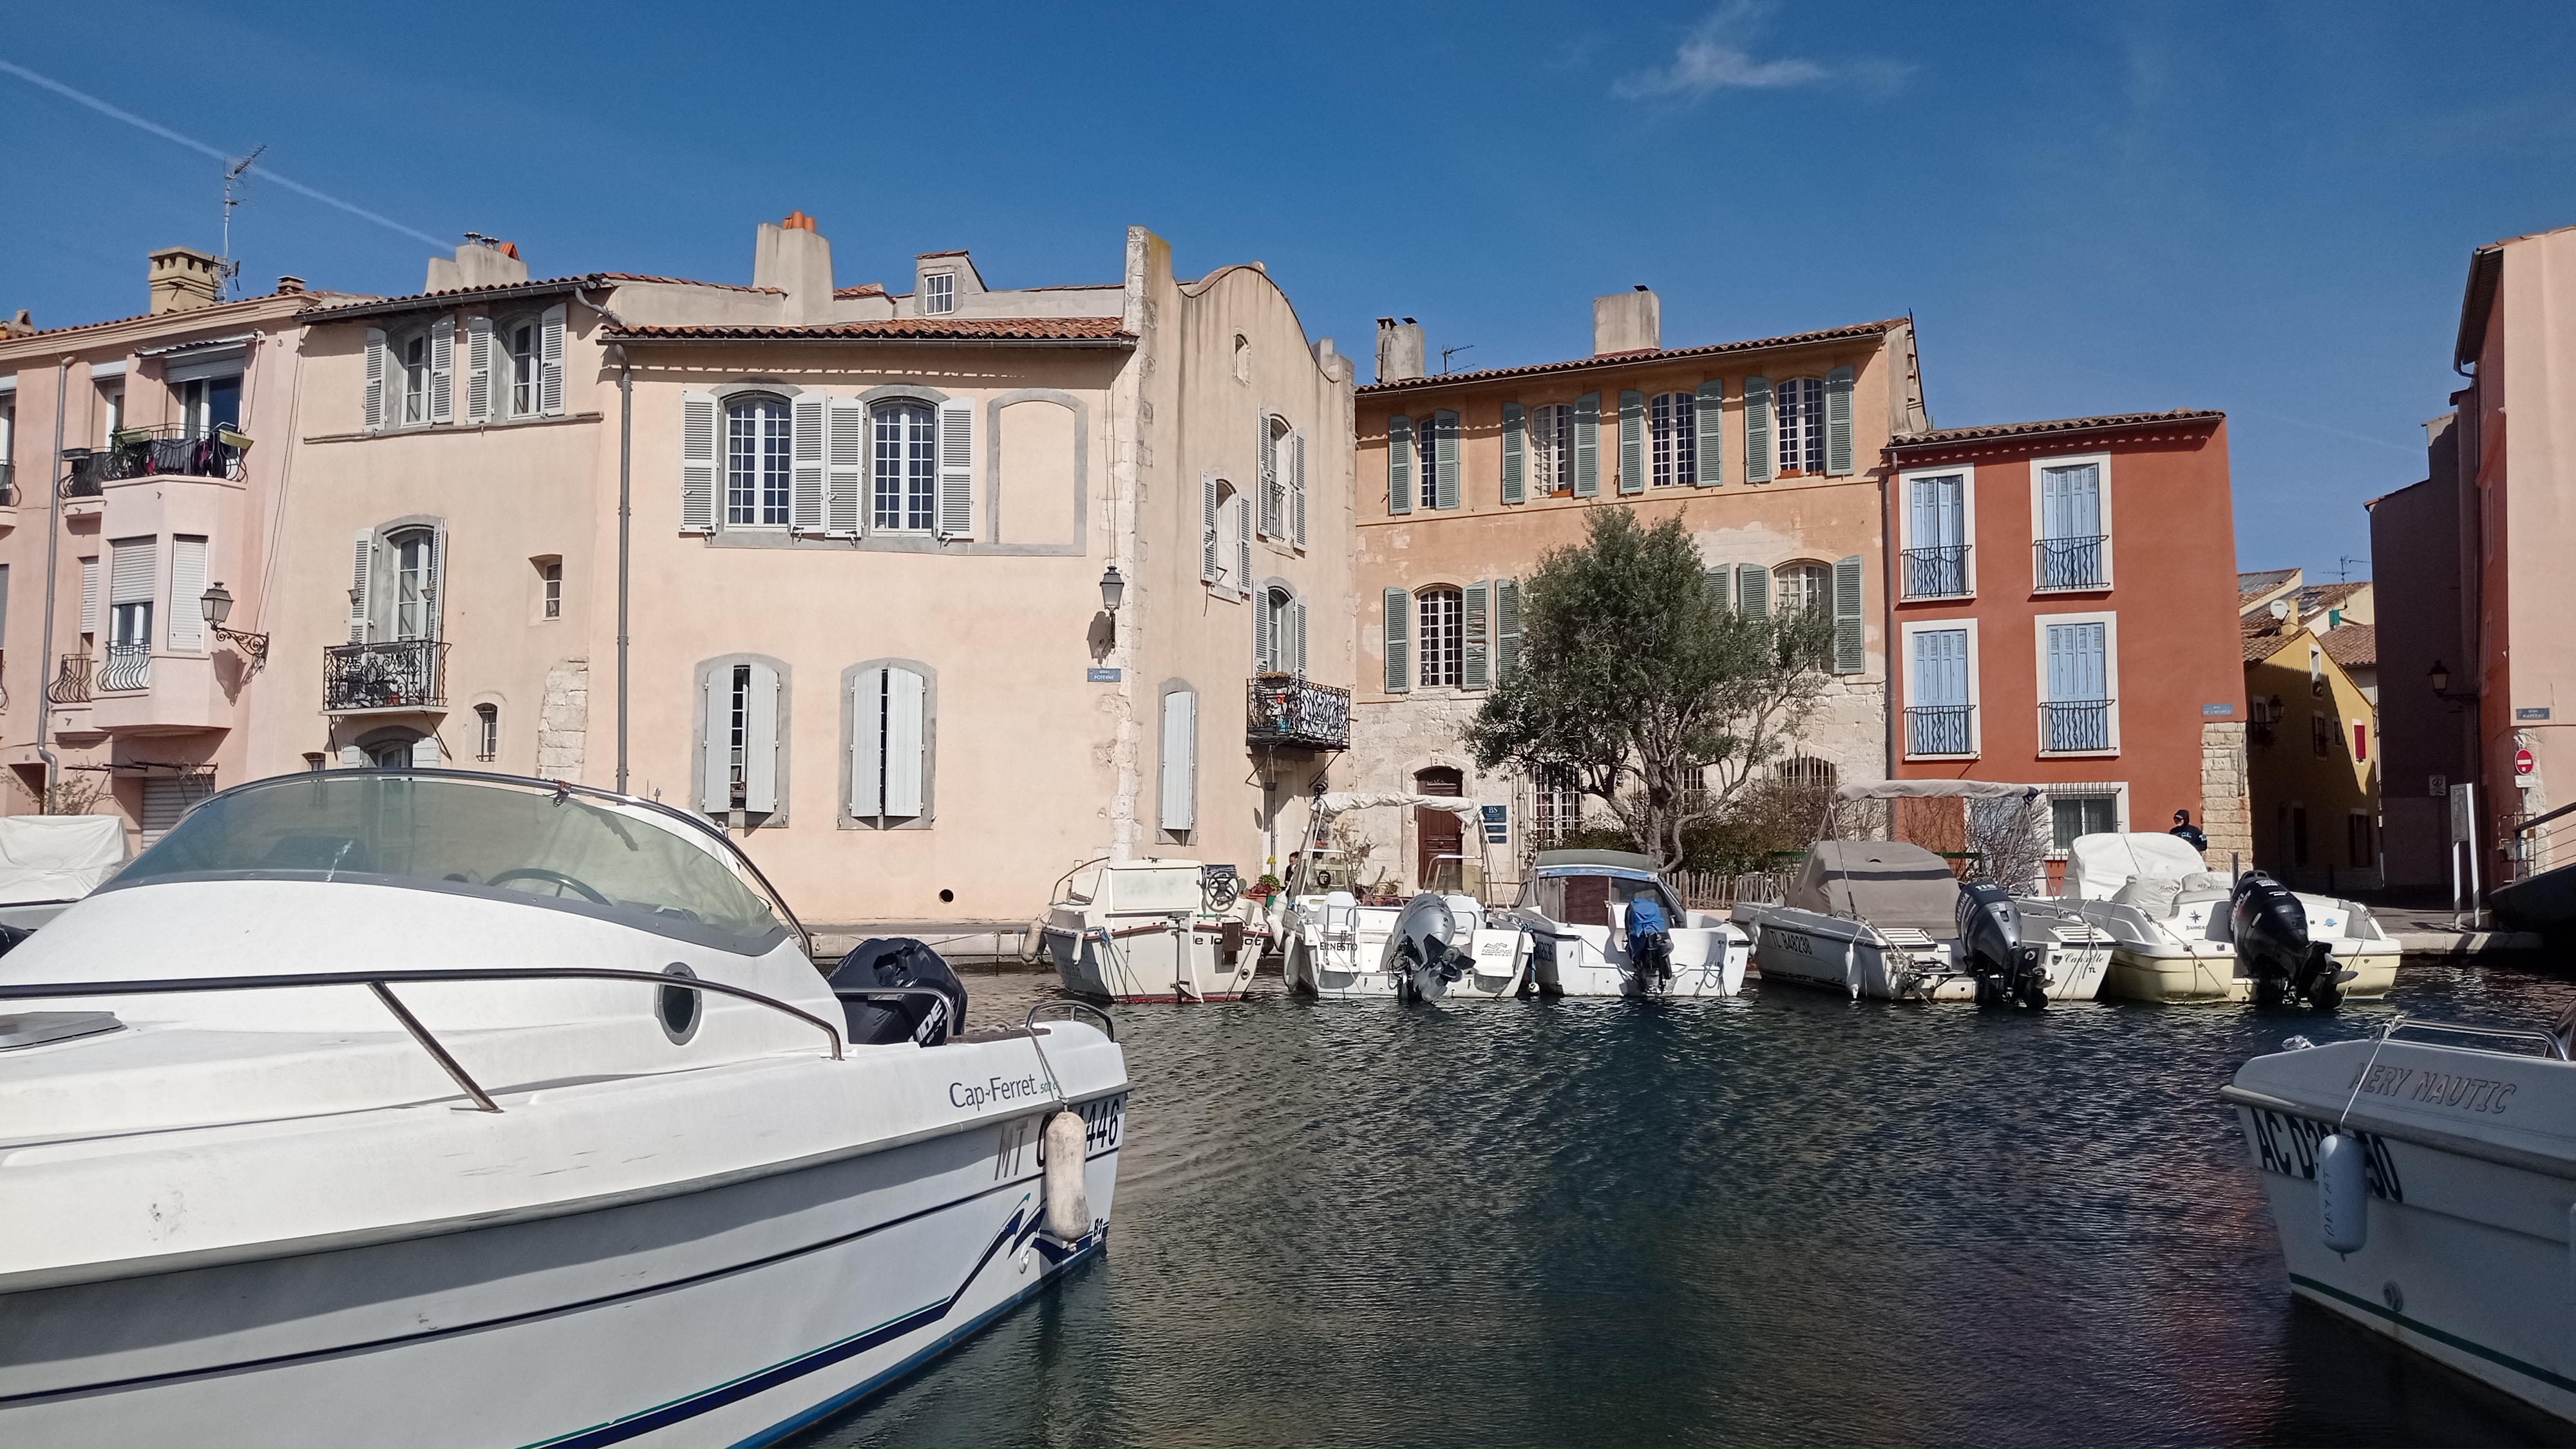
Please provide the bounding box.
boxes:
[0,56,447,248]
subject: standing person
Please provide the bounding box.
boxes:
[2170,809,2209,853]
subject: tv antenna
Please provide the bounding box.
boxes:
[2336,554,2365,583]
[1439,344,1475,375]
[218,144,267,300]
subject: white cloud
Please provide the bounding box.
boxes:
[1612,0,1901,100]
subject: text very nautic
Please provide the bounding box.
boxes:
[952,1074,1046,1108]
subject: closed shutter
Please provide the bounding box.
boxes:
[1833,555,1866,675]
[1291,430,1308,545]
[790,394,827,532]
[410,735,443,768]
[1463,580,1490,688]
[885,667,926,817]
[0,562,12,649]
[850,666,886,819]
[79,556,100,636]
[363,329,388,430]
[1257,417,1279,538]
[1501,402,1526,504]
[424,524,446,643]
[1912,474,1965,549]
[1743,377,1774,482]
[1618,390,1645,495]
[2042,462,2101,540]
[1235,489,1253,597]
[1200,477,1222,582]
[345,531,372,643]
[937,401,974,539]
[1705,566,1730,612]
[1387,415,1414,515]
[1383,587,1411,693]
[1160,689,1197,832]
[1495,578,1521,678]
[110,536,155,607]
[538,304,567,415]
[826,397,866,535]
[1573,393,1600,497]
[2047,623,2107,702]
[1824,365,1855,475]
[698,669,730,812]
[1253,591,1273,672]
[169,535,208,651]
[1694,380,1725,486]
[680,392,718,533]
[1917,630,1967,706]
[1433,410,1459,511]
[1736,563,1770,618]
[428,317,455,425]
[1292,598,1308,675]
[465,317,493,424]
[743,660,781,813]
[140,774,214,848]
[341,744,368,770]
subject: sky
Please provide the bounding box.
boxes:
[4,0,2571,585]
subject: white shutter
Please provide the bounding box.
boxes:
[826,397,866,536]
[1291,430,1308,546]
[428,317,455,424]
[1292,598,1308,676]
[424,524,446,643]
[850,667,886,818]
[538,304,567,415]
[340,744,368,770]
[680,392,717,533]
[791,394,826,532]
[1254,592,1274,672]
[936,400,974,539]
[1200,477,1221,583]
[885,667,926,817]
[410,735,443,768]
[1257,417,1278,538]
[169,535,208,651]
[346,529,373,643]
[1159,689,1197,832]
[698,669,730,812]
[744,661,781,814]
[465,317,493,424]
[363,329,387,430]
[109,536,155,605]
[1235,493,1253,599]
[79,556,100,636]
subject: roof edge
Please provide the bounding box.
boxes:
[1355,319,1906,396]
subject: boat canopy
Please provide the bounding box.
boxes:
[1785,840,1960,933]
[1533,848,1659,876]
[1312,791,1487,822]
[0,814,128,904]
[1832,780,2040,802]
[2064,831,2210,900]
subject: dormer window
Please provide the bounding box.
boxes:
[925,273,956,315]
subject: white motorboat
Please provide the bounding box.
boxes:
[0,813,128,933]
[1279,891,1527,1001]
[2058,832,2400,1003]
[1497,849,1748,998]
[1738,840,2111,1003]
[1043,857,1256,1002]
[2225,1014,2576,1423]
[0,770,1124,1448]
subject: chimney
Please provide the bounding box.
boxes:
[3,310,32,339]
[276,275,306,296]
[426,235,529,293]
[753,211,836,325]
[147,247,222,315]
[1375,316,1425,383]
[1593,286,1660,356]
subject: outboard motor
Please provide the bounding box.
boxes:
[828,937,969,1045]
[2230,871,2349,1009]
[1956,880,2050,1010]
[1625,895,1674,996]
[1384,893,1471,1003]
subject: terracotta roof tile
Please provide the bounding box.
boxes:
[2321,623,2376,669]
[2300,580,2367,612]
[832,283,888,299]
[596,273,779,294]
[1891,408,2225,449]
[2242,622,2295,663]
[603,316,1134,343]
[1356,319,1907,394]
[3,289,349,342]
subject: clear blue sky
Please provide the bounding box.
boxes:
[6,1,2571,584]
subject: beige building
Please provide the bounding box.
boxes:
[1346,292,1929,895]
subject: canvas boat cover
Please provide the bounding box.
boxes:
[0,815,128,905]
[1785,840,1961,934]
[1312,791,1486,823]
[1833,780,2039,802]
[1533,849,1658,875]
[2064,832,2208,901]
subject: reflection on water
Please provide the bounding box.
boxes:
[810,960,2576,1447]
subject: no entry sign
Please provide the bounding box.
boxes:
[2516,748,2536,776]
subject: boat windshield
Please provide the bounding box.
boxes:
[1520,870,1680,926]
[108,773,789,954]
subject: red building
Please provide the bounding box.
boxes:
[1880,410,2248,870]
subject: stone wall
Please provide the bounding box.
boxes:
[2199,720,2251,864]
[538,658,589,779]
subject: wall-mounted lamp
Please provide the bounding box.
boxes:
[200,582,270,665]
[1098,564,1126,644]
[2429,659,2479,710]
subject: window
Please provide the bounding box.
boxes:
[100,384,124,444]
[2312,713,2333,757]
[695,658,784,817]
[1231,334,1251,384]
[2051,794,2119,849]
[2309,645,2325,697]
[2349,813,2374,868]
[1532,764,1581,846]
[178,375,242,440]
[1904,470,1970,598]
[2041,621,2110,752]
[726,394,792,527]
[104,535,155,692]
[1205,481,1249,592]
[925,273,955,316]
[1258,586,1298,674]
[1907,625,1973,755]
[2036,458,2108,589]
[1530,403,1574,495]
[1779,756,1837,788]
[1775,562,1829,616]
[873,400,936,532]
[391,531,436,640]
[475,703,500,762]
[1418,587,1463,688]
[849,664,931,826]
[402,335,431,424]
[1259,416,1293,540]
[1650,392,1695,486]
[1415,411,1456,510]
[1775,376,1825,474]
[508,321,539,416]
[538,557,562,619]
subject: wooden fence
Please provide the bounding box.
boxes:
[1670,869,1797,912]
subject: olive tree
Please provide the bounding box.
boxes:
[1463,509,1835,873]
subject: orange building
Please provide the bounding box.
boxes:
[1881,410,2249,871]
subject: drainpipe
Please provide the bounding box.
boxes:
[32,358,68,800]
[1880,456,1898,781]
[574,286,632,795]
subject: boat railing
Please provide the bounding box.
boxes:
[1028,1000,1117,1043]
[0,966,849,1113]
[2379,1015,2570,1061]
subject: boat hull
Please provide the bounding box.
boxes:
[1044,919,1251,1002]
[1524,923,1748,998]
[2101,943,2401,1002]
[1744,908,2108,1003]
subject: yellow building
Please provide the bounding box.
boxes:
[2244,616,2380,891]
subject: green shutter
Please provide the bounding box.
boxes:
[1496,578,1522,677]
[1434,410,1460,510]
[1743,377,1773,483]
[1463,580,1490,688]
[1501,402,1525,504]
[1705,566,1730,612]
[1383,587,1412,692]
[1694,380,1724,486]
[1617,390,1645,495]
[1825,365,1855,475]
[1736,563,1770,617]
[1388,415,1414,515]
[1833,553,1866,674]
[1574,393,1600,497]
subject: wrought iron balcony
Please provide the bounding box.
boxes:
[1904,705,1975,756]
[47,653,91,705]
[1900,544,1971,599]
[97,641,150,693]
[2040,699,2115,752]
[1247,674,1350,750]
[0,462,14,506]
[2034,534,2110,591]
[326,639,448,713]
[63,426,245,498]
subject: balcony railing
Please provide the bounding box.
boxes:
[47,653,91,705]
[1901,545,1971,599]
[64,426,245,498]
[97,641,150,693]
[0,462,14,506]
[326,639,448,713]
[2034,535,2110,591]
[2040,699,2115,752]
[1905,705,1975,756]
[1246,674,1350,750]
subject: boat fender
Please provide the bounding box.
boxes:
[2318,1131,2367,1255]
[1041,1110,1091,1241]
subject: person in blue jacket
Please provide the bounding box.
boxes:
[1625,892,1674,995]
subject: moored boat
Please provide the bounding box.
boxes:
[2056,832,2399,1003]
[1738,840,2110,1003]
[1043,857,1256,1002]
[0,813,128,935]
[1498,849,1748,998]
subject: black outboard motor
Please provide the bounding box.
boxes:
[1956,880,2050,1009]
[1385,893,1471,1003]
[2230,870,2349,1009]
[828,937,968,1045]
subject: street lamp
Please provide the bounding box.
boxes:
[1097,564,1126,643]
[200,582,270,665]
[2429,659,2479,710]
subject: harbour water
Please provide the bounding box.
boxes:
[812,961,2576,1447]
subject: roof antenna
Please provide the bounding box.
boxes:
[2337,554,2364,583]
[219,144,267,301]
[1440,344,1475,375]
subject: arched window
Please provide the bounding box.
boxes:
[1417,586,1463,688]
[1649,391,1696,486]
[1778,755,1837,788]
[725,393,791,527]
[1774,561,1830,615]
[387,527,439,641]
[1775,376,1826,475]
[1258,586,1300,674]
[1232,334,1251,384]
[873,400,937,532]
